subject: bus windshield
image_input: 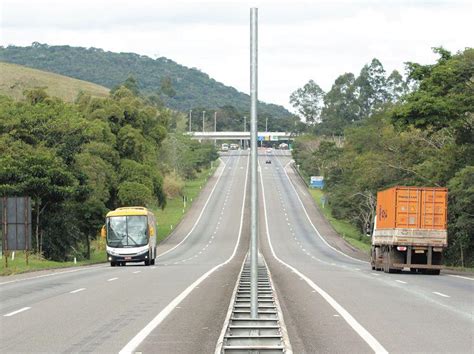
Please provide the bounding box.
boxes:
[107,215,148,248]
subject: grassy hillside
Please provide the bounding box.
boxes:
[0,61,109,102]
[0,43,291,118]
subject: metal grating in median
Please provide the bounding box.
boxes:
[216,253,292,353]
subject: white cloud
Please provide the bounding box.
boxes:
[1,0,472,110]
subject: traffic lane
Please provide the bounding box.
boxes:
[124,153,249,353]
[135,194,251,353]
[156,152,247,264]
[271,154,474,309]
[0,154,240,316]
[262,160,474,352]
[274,154,369,261]
[258,166,375,353]
[156,152,239,256]
[261,156,364,268]
[0,262,231,353]
[1,154,248,352]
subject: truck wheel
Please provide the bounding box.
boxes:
[427,269,440,275]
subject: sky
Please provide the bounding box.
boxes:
[1,0,472,111]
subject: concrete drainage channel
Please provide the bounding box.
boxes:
[216,253,292,353]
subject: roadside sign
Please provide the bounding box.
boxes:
[310,176,324,189]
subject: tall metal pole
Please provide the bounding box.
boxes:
[189,109,192,132]
[202,110,206,132]
[250,7,259,319]
[265,117,268,132]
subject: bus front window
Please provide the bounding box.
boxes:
[107,216,148,247]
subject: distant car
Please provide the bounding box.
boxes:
[265,159,271,164]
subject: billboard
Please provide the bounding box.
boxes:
[1,197,32,251]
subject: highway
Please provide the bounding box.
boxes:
[0,150,473,353]
[259,151,473,353]
[0,152,250,353]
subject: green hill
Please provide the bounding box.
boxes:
[0,61,109,101]
[0,43,291,118]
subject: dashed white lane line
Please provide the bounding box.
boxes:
[4,307,31,317]
[107,277,118,282]
[447,274,474,281]
[70,288,86,294]
[133,271,141,274]
[395,280,407,284]
[433,291,450,298]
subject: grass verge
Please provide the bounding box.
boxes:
[152,162,219,243]
[308,189,371,253]
[0,162,219,276]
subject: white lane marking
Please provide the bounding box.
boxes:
[447,274,474,281]
[133,271,141,274]
[275,157,366,264]
[156,157,227,259]
[0,265,107,286]
[259,163,387,354]
[119,155,250,354]
[107,277,118,282]
[70,288,86,294]
[433,291,450,298]
[395,280,407,284]
[333,314,340,317]
[372,273,380,276]
[4,307,31,317]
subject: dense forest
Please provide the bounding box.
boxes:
[0,83,217,261]
[0,43,291,121]
[291,48,473,267]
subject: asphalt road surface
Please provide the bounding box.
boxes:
[0,151,250,354]
[1,149,472,353]
[259,151,473,353]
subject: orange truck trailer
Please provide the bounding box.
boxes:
[371,186,448,275]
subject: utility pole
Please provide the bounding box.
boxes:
[244,115,247,149]
[189,109,192,132]
[214,111,217,146]
[265,117,268,132]
[202,110,206,132]
[250,7,258,319]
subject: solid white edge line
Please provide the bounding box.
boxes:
[0,265,107,286]
[70,288,86,294]
[156,157,227,259]
[275,156,366,264]
[259,161,388,354]
[433,291,450,298]
[447,274,474,281]
[119,155,250,354]
[4,307,31,317]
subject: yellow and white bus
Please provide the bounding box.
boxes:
[102,207,157,267]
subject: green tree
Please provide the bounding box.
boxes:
[290,80,325,123]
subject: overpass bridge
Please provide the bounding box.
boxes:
[187,131,293,141]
